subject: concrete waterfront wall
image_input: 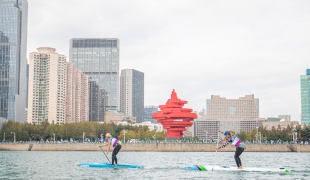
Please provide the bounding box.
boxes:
[0,144,30,151]
[1,143,310,152]
[31,143,105,151]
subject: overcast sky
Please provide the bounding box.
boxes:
[27,0,310,121]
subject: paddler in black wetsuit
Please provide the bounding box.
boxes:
[216,130,246,169]
[100,133,122,166]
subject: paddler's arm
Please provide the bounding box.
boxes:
[216,130,230,150]
[106,139,111,156]
[216,141,230,150]
[99,143,108,147]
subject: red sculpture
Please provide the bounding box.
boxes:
[152,89,197,138]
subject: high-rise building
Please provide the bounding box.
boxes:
[0,0,28,122]
[66,62,90,123]
[301,69,310,125]
[206,94,260,119]
[120,69,144,123]
[195,94,265,140]
[144,105,158,123]
[69,38,119,122]
[27,47,66,124]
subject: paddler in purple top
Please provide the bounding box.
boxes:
[216,130,246,169]
[100,133,122,166]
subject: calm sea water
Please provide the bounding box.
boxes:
[0,151,309,180]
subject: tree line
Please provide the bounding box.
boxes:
[2,121,310,143]
[236,124,310,142]
[0,121,165,142]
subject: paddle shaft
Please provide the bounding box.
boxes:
[216,131,220,149]
[212,132,220,171]
[99,146,112,164]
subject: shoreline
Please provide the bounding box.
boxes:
[0,143,309,152]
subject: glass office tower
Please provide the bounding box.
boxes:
[69,38,119,122]
[0,0,28,122]
[144,105,158,123]
[301,69,310,125]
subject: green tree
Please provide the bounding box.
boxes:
[236,131,247,141]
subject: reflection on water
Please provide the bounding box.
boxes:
[0,151,309,180]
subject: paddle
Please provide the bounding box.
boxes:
[99,146,112,164]
[212,131,220,171]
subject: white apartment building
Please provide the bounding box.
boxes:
[116,121,163,132]
[27,47,66,124]
[278,115,291,121]
[104,109,136,124]
[262,121,298,130]
[135,121,163,132]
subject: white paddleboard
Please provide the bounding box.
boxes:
[185,165,291,172]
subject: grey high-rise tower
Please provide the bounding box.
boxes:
[120,69,144,123]
[69,38,119,122]
[0,0,28,122]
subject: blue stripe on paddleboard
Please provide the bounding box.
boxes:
[184,165,199,170]
[76,162,144,169]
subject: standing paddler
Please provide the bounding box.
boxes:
[99,133,122,166]
[216,130,246,169]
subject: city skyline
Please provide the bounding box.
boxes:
[26,0,310,121]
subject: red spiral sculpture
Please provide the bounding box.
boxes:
[152,89,197,138]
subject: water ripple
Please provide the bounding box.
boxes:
[0,151,309,179]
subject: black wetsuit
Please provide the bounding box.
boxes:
[234,146,244,167]
[112,144,121,165]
